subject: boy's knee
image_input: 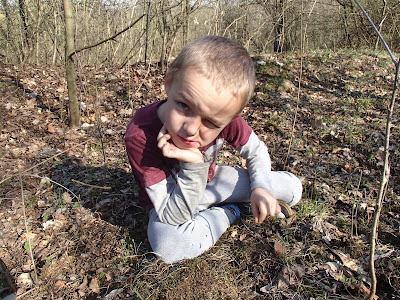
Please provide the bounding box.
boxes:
[149,234,183,264]
[289,174,303,206]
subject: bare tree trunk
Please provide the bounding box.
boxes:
[34,0,41,64]
[144,0,151,65]
[182,0,189,45]
[274,0,285,52]
[374,0,387,51]
[160,0,168,73]
[63,0,80,127]
[18,0,30,50]
[336,0,352,47]
[52,8,58,65]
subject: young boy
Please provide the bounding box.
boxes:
[125,36,302,264]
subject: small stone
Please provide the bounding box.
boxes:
[81,123,94,129]
[22,264,33,272]
[17,273,33,287]
[37,200,46,208]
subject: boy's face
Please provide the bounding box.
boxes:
[158,68,242,150]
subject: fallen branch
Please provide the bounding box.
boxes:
[71,179,111,190]
[19,174,38,283]
[0,138,93,186]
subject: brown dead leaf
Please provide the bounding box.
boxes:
[78,276,88,290]
[329,248,366,275]
[239,233,248,241]
[274,240,287,256]
[89,277,100,294]
[62,192,72,204]
[47,124,56,134]
[55,280,66,291]
[319,262,343,281]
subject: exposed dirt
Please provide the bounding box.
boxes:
[0,50,399,299]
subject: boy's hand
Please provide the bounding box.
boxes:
[250,188,281,223]
[157,125,204,163]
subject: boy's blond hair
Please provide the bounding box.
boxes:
[166,36,255,112]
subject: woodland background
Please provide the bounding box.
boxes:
[0,0,399,66]
[0,0,400,299]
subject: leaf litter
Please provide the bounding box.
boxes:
[0,50,399,299]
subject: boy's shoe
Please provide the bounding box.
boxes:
[223,204,240,217]
[277,200,294,218]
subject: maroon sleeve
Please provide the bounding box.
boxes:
[221,116,253,148]
[125,120,170,189]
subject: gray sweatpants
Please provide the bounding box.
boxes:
[147,165,302,263]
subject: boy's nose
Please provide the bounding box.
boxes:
[184,116,201,136]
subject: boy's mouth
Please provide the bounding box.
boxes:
[178,135,200,148]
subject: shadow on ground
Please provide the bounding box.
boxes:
[50,157,150,246]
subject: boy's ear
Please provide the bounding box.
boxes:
[164,75,172,95]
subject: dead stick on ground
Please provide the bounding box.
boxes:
[0,138,93,186]
[71,179,111,190]
[27,175,82,203]
[19,174,38,283]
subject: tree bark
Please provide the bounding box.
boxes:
[18,0,30,49]
[182,0,189,45]
[144,0,151,65]
[374,0,387,51]
[63,0,80,127]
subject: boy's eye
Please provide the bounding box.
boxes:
[203,119,219,129]
[177,102,189,110]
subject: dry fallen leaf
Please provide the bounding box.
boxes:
[89,277,100,294]
[47,124,56,134]
[231,229,238,238]
[274,240,287,256]
[78,276,88,290]
[62,192,72,204]
[239,233,248,241]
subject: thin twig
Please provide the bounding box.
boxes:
[351,169,363,238]
[15,286,39,299]
[368,58,400,299]
[0,138,93,186]
[284,0,309,169]
[70,14,145,58]
[353,0,397,65]
[71,179,111,190]
[19,174,38,283]
[27,174,82,203]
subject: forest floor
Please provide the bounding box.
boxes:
[0,49,399,300]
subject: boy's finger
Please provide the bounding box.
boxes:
[157,124,168,141]
[257,204,268,223]
[274,202,282,216]
[157,133,171,148]
[251,203,260,223]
